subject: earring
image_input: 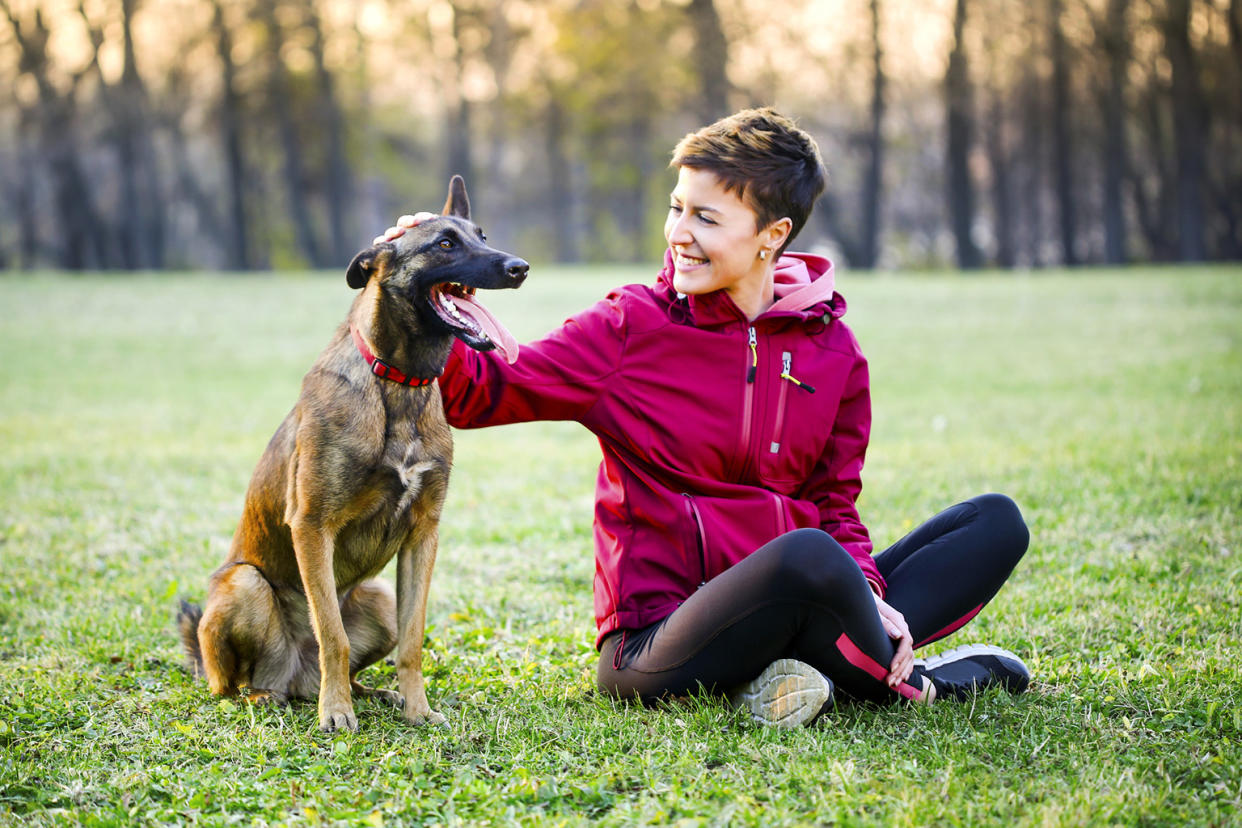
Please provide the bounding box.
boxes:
[759,249,768,261]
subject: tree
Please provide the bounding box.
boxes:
[687,0,730,123]
[1097,0,1131,264]
[945,0,983,269]
[1049,0,1079,265]
[1161,0,1209,261]
[858,0,885,269]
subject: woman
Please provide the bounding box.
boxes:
[380,108,1030,727]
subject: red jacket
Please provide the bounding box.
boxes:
[440,250,878,647]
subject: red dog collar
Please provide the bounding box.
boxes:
[350,326,438,387]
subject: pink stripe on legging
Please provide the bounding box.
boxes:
[834,633,921,701]
[914,603,983,649]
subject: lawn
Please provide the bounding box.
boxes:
[1,264,1239,826]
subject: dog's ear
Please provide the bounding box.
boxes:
[441,175,470,220]
[346,243,395,289]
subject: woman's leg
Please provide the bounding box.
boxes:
[597,528,923,706]
[875,493,1029,649]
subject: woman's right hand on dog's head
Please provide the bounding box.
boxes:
[373,212,439,245]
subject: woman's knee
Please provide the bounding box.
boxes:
[764,528,864,600]
[968,493,1029,564]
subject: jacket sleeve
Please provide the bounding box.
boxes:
[438,293,626,428]
[801,348,883,595]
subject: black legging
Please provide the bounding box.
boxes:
[598,493,1029,705]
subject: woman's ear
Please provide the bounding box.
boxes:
[763,217,794,254]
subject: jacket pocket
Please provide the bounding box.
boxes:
[682,493,708,588]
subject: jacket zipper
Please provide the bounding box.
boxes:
[737,326,758,480]
[682,493,708,587]
[770,351,816,454]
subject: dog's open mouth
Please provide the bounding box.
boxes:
[429,282,519,363]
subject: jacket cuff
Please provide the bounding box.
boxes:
[866,577,884,599]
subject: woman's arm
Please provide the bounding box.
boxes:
[437,295,626,429]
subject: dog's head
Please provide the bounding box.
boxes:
[346,176,528,358]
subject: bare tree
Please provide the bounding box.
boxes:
[210,0,252,271]
[1049,0,1078,265]
[1162,0,1208,261]
[1,2,112,269]
[1099,0,1131,264]
[857,0,885,269]
[945,0,982,269]
[688,0,730,123]
[257,0,325,268]
[303,0,354,266]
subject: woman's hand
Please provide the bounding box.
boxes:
[372,212,439,245]
[872,593,914,687]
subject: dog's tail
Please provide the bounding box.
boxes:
[176,598,206,678]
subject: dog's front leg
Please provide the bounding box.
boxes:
[396,527,445,726]
[290,520,357,732]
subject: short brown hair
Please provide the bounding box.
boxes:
[671,108,826,253]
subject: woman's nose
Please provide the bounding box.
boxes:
[666,213,691,245]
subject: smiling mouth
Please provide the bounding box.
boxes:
[674,251,708,268]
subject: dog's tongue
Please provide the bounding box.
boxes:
[452,293,519,363]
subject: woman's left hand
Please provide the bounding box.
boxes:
[872,593,914,687]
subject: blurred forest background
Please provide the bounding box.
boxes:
[1,0,1240,272]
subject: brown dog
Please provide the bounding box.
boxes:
[178,176,527,731]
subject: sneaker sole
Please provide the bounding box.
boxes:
[730,658,833,728]
[914,643,1029,674]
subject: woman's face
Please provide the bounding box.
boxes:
[664,166,786,317]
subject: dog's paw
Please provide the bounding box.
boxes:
[403,707,447,728]
[372,689,405,708]
[319,706,358,733]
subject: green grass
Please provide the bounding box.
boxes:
[1,264,1239,826]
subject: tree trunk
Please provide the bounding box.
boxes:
[945,0,982,269]
[1100,0,1130,264]
[444,2,475,190]
[115,0,165,269]
[13,112,40,268]
[212,0,251,270]
[1049,0,1078,265]
[1230,0,1242,77]
[857,0,885,269]
[986,86,1014,268]
[688,0,730,123]
[305,0,353,266]
[258,0,324,268]
[1162,0,1208,261]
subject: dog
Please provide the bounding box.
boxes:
[177,176,527,731]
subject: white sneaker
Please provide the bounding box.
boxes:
[729,658,834,728]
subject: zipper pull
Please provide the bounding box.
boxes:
[746,326,758,383]
[780,351,817,393]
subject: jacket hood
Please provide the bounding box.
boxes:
[656,248,845,327]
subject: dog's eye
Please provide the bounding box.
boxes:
[479,232,487,242]
[438,238,455,250]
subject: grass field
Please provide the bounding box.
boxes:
[1,264,1240,826]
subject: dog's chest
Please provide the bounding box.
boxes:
[382,435,448,520]
[336,430,450,584]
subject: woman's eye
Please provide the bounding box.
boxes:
[668,204,682,213]
[438,238,454,250]
[698,214,716,226]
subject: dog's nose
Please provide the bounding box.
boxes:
[505,258,530,286]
